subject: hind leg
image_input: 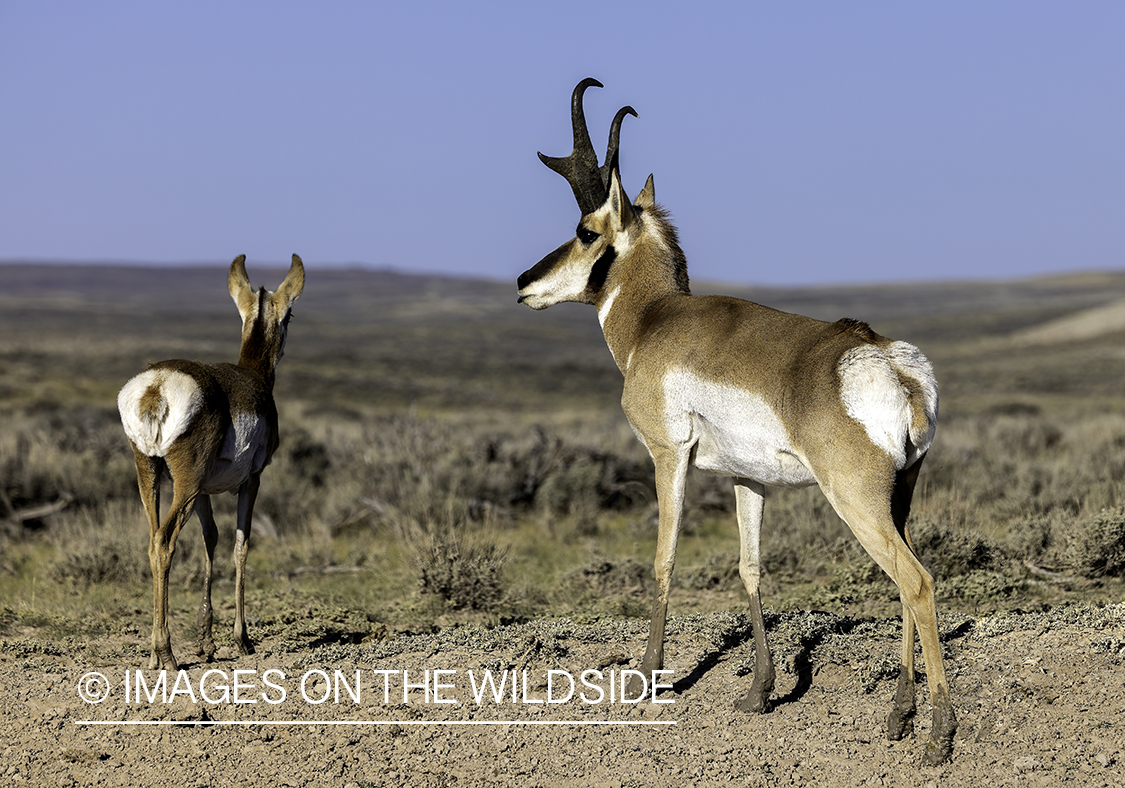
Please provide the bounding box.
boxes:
[147,483,199,671]
[823,465,956,765]
[130,447,169,670]
[887,598,918,739]
[886,455,927,740]
[149,436,215,671]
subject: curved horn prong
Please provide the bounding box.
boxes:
[600,105,638,187]
[538,78,608,215]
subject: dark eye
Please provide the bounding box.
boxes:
[577,227,600,245]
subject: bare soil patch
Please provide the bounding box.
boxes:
[3,605,1122,787]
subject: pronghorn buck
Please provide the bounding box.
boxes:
[118,255,304,671]
[517,79,956,765]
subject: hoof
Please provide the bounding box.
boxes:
[236,639,256,657]
[625,675,646,701]
[733,683,772,714]
[922,736,953,766]
[733,694,770,714]
[734,669,774,714]
[150,650,179,672]
[886,704,916,740]
[887,665,917,740]
[922,697,957,766]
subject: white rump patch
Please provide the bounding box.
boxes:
[837,342,937,469]
[661,367,816,487]
[118,369,203,457]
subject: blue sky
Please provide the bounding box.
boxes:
[2,2,1122,286]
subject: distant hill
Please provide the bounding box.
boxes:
[3,261,1125,346]
[1011,298,1125,345]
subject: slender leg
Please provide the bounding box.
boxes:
[131,447,166,670]
[148,485,198,672]
[232,475,260,656]
[195,495,218,661]
[732,479,775,713]
[887,597,918,738]
[823,464,956,766]
[628,444,692,698]
[887,455,925,740]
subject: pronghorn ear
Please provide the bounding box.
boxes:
[228,254,257,321]
[607,167,636,231]
[274,253,305,311]
[635,174,656,208]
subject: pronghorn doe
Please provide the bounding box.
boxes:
[517,79,956,765]
[118,255,304,671]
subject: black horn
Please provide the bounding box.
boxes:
[538,78,636,215]
[600,104,638,187]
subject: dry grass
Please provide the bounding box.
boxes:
[2,263,1124,647]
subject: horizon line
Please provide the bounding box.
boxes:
[2,257,1119,291]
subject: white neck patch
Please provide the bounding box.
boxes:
[598,284,622,329]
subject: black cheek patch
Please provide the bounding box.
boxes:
[585,245,616,295]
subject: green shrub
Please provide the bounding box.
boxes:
[1061,507,1125,577]
[50,502,152,585]
[1006,514,1055,562]
[681,551,741,591]
[562,552,650,598]
[396,514,508,611]
[1006,507,1125,578]
[938,570,1022,603]
[910,516,1000,578]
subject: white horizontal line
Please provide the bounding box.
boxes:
[75,720,676,727]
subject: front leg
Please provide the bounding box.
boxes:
[636,596,668,688]
[232,475,260,656]
[732,479,775,713]
[629,444,692,699]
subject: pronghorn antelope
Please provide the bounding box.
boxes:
[118,255,304,671]
[517,79,956,765]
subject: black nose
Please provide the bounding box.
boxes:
[516,270,532,289]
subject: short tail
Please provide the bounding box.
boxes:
[886,341,938,462]
[837,340,938,470]
[138,384,169,423]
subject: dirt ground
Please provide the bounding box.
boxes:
[2,604,1122,787]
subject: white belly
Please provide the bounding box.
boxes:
[662,368,817,488]
[202,412,270,494]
